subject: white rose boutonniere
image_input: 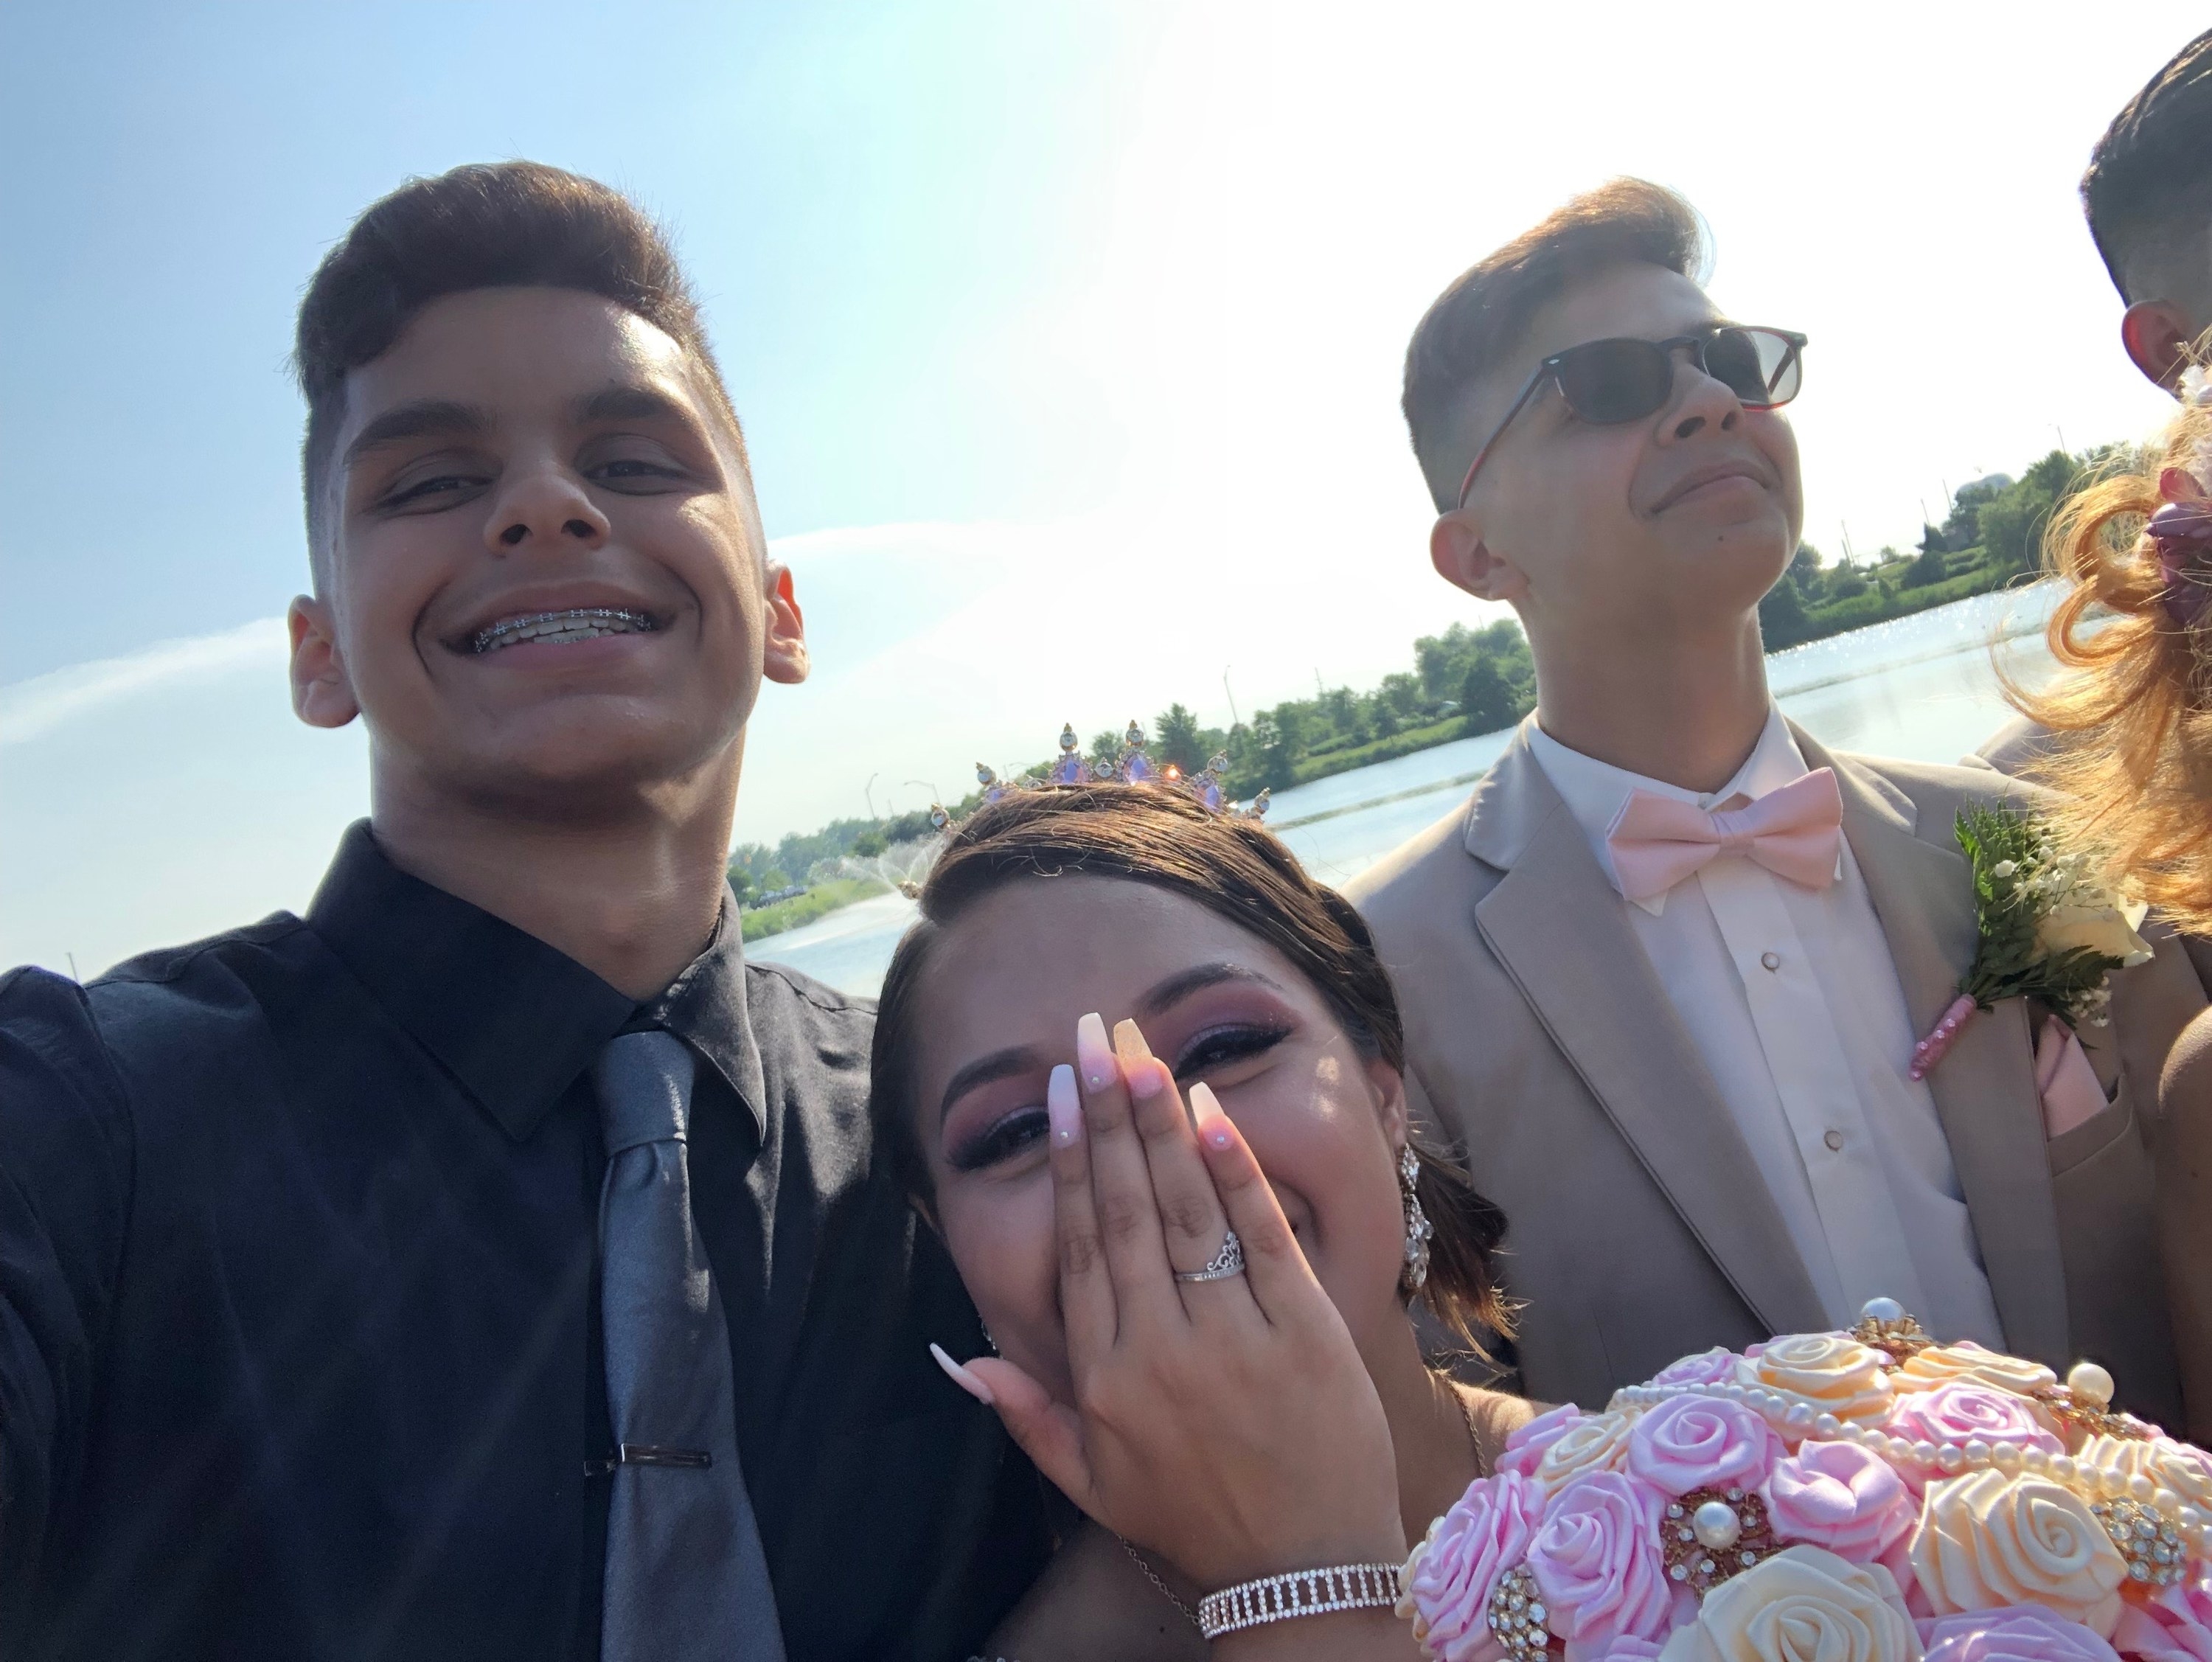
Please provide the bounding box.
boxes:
[1909,807,2152,1081]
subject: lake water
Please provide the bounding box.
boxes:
[755,586,2063,996]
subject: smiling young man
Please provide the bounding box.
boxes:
[0,163,1046,1661]
[1346,180,2209,1431]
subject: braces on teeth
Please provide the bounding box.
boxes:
[470,608,657,653]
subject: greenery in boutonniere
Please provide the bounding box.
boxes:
[1909,806,2152,1079]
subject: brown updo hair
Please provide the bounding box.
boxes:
[2004,395,2212,929]
[868,780,1512,1352]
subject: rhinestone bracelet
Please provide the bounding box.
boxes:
[1197,1560,1403,1639]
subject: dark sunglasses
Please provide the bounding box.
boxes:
[1454,324,1808,509]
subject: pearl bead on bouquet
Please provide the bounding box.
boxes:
[1397,1301,2212,1662]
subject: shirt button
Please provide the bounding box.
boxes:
[1760,951,1781,972]
[1823,1129,1845,1151]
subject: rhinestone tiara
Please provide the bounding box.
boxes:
[929,722,1270,834]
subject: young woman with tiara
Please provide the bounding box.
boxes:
[2004,376,2212,1442]
[871,771,1539,1658]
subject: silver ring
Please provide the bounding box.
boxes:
[1174,1228,1245,1283]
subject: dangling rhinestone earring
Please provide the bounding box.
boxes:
[1399,1145,1433,1295]
[981,1323,1000,1356]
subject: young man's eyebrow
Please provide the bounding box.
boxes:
[340,399,493,468]
[937,1045,1048,1130]
[1134,962,1284,1021]
[577,383,698,427]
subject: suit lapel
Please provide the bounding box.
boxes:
[1794,728,2069,1363]
[1467,735,1829,1337]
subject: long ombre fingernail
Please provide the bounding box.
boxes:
[1047,1064,1082,1146]
[1113,1020,1166,1099]
[929,1342,995,1405]
[1075,1012,1116,1093]
[1189,1080,1234,1149]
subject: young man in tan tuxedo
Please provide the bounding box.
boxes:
[1346,180,2209,1436]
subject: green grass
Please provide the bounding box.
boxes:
[738,877,888,942]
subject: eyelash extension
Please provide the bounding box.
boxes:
[946,1107,1049,1174]
[1172,1021,1293,1080]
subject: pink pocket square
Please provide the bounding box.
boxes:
[2035,1016,2109,1139]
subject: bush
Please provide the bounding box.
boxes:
[1902,543,1949,588]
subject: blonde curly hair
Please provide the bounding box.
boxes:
[2006,388,2212,931]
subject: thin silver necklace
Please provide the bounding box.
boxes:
[1115,1373,1487,1634]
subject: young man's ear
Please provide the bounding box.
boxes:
[761,563,810,686]
[1430,513,1529,605]
[2121,299,2198,392]
[288,596,361,729]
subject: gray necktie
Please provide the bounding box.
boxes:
[594,1029,785,1661]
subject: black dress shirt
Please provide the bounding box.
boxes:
[0,824,1048,1661]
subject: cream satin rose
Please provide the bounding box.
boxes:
[1911,1470,2127,1636]
[1536,1412,1638,1495]
[2081,1436,2212,1514]
[1739,1335,1896,1426]
[1656,1545,1919,1662]
[1892,1343,2058,1399]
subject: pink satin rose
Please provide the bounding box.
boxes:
[1597,1641,1666,1662]
[1920,1606,2124,1662]
[1526,1472,1677,1662]
[1765,1439,1917,1565]
[1403,1470,1550,1662]
[1651,1349,1739,1388]
[1499,1403,1587,1478]
[1885,1383,2063,1478]
[2112,1569,2212,1662]
[1629,1394,1783,1496]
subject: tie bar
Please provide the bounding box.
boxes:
[585,1444,714,1475]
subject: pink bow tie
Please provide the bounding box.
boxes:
[1604,768,1844,904]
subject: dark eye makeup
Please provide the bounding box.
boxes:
[1172,1018,1292,1080]
[945,1106,1049,1174]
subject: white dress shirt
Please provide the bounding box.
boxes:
[1526,708,2006,1346]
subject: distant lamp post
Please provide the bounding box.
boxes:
[864,773,879,820]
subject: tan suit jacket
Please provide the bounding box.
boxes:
[1347,723,2205,1428]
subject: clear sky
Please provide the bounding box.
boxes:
[1,0,2198,973]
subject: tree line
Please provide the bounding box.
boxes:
[1756,448,2102,650]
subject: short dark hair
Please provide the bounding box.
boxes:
[1402,178,1705,510]
[867,782,1513,1354]
[2084,30,2212,305]
[293,160,743,571]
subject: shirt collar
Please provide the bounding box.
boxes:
[306,821,767,1143]
[1524,704,1811,916]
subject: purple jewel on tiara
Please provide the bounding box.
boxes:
[1050,723,1091,785]
[1115,721,1155,783]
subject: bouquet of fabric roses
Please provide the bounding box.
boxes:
[1400,1301,2211,1662]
